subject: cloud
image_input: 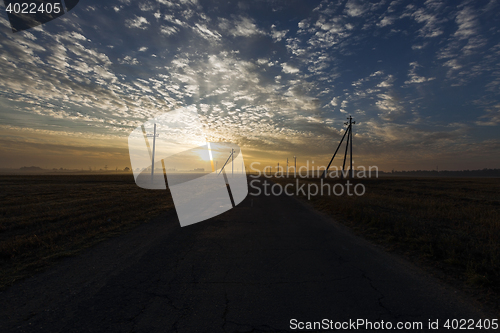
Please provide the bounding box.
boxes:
[220,16,264,37]
[160,25,178,35]
[370,70,384,77]
[476,104,500,126]
[270,25,288,42]
[375,93,405,121]
[377,75,395,88]
[377,16,396,27]
[454,6,478,40]
[344,0,368,17]
[118,56,139,65]
[139,1,155,11]
[126,16,150,29]
[411,4,445,38]
[193,23,221,41]
[434,5,488,85]
[281,63,300,74]
[404,62,435,84]
[411,42,428,50]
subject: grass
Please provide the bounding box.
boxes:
[0,174,173,289]
[1,174,499,311]
[271,176,500,310]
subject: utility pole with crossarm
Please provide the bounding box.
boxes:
[321,116,356,179]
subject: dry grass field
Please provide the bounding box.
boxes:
[1,174,499,311]
[272,176,500,309]
[0,174,173,289]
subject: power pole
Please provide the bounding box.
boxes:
[349,116,355,179]
[218,150,234,176]
[286,158,289,177]
[150,123,157,182]
[340,116,356,179]
[294,156,297,177]
[340,123,350,180]
[231,148,234,176]
[322,116,355,179]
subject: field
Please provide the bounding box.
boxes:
[271,176,500,309]
[0,174,173,289]
[1,174,499,311]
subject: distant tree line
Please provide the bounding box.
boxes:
[17,166,132,172]
[381,168,500,177]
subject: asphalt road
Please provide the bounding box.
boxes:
[0,179,493,332]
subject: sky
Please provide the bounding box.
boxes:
[0,0,499,171]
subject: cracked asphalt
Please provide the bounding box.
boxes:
[0,179,491,332]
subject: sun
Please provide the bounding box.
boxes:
[196,149,211,162]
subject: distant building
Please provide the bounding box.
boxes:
[193,168,204,172]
